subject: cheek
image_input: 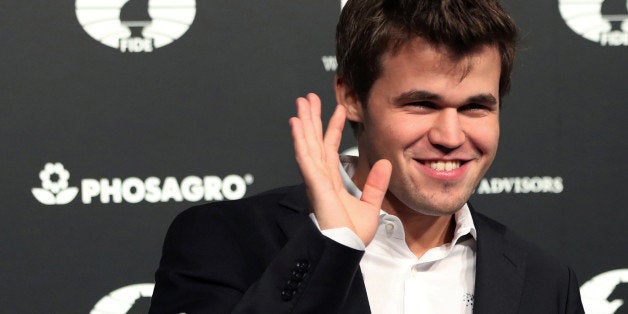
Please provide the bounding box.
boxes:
[465,118,500,153]
[377,120,425,149]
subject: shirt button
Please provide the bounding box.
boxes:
[385,222,394,233]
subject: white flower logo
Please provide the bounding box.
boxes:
[32,163,79,205]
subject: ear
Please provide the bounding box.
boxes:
[335,76,364,123]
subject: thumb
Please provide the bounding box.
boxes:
[360,159,392,208]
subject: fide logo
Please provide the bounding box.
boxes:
[90,283,154,314]
[559,0,628,46]
[75,0,196,53]
[31,163,79,205]
[580,269,628,313]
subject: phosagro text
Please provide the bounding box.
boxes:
[81,174,254,204]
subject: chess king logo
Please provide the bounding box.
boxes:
[75,0,196,52]
[559,0,628,46]
[581,269,628,314]
[90,284,154,314]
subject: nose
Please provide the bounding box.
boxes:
[427,109,466,151]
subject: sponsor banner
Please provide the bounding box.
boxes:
[32,163,254,205]
[475,176,564,194]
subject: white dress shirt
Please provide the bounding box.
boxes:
[310,156,477,313]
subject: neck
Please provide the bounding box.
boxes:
[352,156,455,258]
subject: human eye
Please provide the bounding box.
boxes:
[460,103,486,110]
[459,103,494,116]
[405,101,437,110]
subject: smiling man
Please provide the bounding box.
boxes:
[150,0,585,313]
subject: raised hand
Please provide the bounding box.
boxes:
[289,93,392,246]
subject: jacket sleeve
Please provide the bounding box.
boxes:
[148,204,366,314]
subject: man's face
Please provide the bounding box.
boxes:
[348,38,501,216]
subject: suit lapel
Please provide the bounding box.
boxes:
[472,209,527,314]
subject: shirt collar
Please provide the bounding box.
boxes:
[339,154,477,242]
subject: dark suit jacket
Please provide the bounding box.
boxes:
[149,185,584,313]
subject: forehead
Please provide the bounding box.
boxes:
[373,38,501,97]
[380,38,500,80]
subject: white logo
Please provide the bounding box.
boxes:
[80,173,254,204]
[581,268,628,313]
[321,55,338,72]
[75,0,196,52]
[476,176,564,194]
[32,163,80,205]
[91,283,154,314]
[32,163,254,205]
[559,0,628,46]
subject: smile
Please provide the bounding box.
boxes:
[424,160,462,171]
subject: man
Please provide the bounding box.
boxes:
[149,0,585,313]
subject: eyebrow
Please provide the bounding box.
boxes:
[393,90,498,106]
[394,90,442,103]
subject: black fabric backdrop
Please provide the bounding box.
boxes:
[1,0,626,313]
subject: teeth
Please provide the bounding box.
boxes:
[427,161,460,171]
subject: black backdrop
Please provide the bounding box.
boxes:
[1,0,626,313]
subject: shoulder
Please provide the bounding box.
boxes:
[162,185,307,251]
[473,210,569,270]
[472,209,581,294]
[472,209,584,312]
[172,184,306,227]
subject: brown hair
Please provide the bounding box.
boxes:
[336,0,518,113]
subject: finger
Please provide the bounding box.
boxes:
[307,93,324,142]
[323,105,346,153]
[360,159,392,208]
[296,97,323,160]
[289,117,307,164]
[323,105,347,188]
[289,117,318,184]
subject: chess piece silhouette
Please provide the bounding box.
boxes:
[120,0,152,38]
[607,282,628,314]
[601,0,628,31]
[127,296,152,314]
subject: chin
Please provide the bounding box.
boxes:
[415,189,472,215]
[397,193,466,216]
[389,179,472,216]
[414,203,464,216]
